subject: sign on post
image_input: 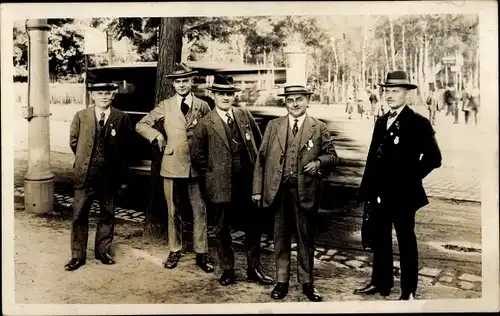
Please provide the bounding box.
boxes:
[84,28,108,54]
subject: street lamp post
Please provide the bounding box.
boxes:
[24,19,54,214]
[284,35,307,86]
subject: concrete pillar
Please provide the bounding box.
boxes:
[24,19,54,214]
[284,36,307,86]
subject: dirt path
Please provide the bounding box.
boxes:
[12,204,479,305]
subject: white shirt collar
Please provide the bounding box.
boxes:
[288,113,307,130]
[95,106,111,124]
[215,106,234,124]
[387,104,406,129]
[176,93,192,108]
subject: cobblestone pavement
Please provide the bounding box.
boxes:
[13,186,482,294]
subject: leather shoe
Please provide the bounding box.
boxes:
[353,284,391,296]
[64,258,86,271]
[195,253,214,273]
[399,292,416,300]
[247,267,274,285]
[302,283,322,302]
[97,252,116,265]
[164,251,181,269]
[219,269,235,286]
[271,282,289,300]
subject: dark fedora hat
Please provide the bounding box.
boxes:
[165,62,198,78]
[206,74,241,93]
[378,70,418,90]
[277,85,313,97]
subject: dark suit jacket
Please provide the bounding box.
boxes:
[252,114,338,211]
[191,107,262,204]
[358,105,442,211]
[69,106,132,190]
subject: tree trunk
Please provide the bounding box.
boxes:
[418,41,425,104]
[361,23,367,89]
[402,24,407,73]
[383,36,389,73]
[145,17,184,242]
[389,16,396,70]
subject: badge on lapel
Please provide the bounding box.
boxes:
[394,136,399,145]
[110,124,116,137]
[192,118,198,126]
[245,132,251,141]
[306,139,314,150]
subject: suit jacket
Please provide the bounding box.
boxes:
[252,114,338,211]
[191,107,262,204]
[135,94,210,178]
[358,105,442,211]
[69,106,132,189]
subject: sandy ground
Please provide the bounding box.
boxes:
[12,204,480,305]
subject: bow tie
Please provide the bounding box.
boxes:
[388,111,398,119]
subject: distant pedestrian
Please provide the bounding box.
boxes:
[66,78,132,271]
[426,83,438,126]
[463,85,480,125]
[346,94,355,119]
[355,70,442,300]
[444,84,458,123]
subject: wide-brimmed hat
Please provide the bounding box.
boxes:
[206,74,241,93]
[277,85,313,97]
[378,70,418,90]
[165,62,198,79]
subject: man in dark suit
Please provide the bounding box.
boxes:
[191,75,274,286]
[65,80,132,271]
[355,70,442,300]
[136,63,214,273]
[252,85,338,302]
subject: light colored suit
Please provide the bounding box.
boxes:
[135,94,211,253]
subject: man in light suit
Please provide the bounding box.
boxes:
[136,63,214,273]
[252,85,338,301]
[65,79,132,271]
[355,71,442,300]
[191,75,274,286]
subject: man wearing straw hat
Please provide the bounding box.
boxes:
[355,70,442,300]
[191,74,274,287]
[136,63,214,273]
[66,78,132,271]
[252,85,338,301]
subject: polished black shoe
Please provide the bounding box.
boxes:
[302,283,323,302]
[271,282,289,300]
[353,284,391,296]
[64,258,86,271]
[247,267,274,285]
[98,252,116,265]
[219,269,235,286]
[195,253,214,273]
[164,251,181,269]
[399,292,416,300]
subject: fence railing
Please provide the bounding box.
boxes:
[14,83,85,105]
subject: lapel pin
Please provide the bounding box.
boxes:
[394,136,399,144]
[192,118,198,125]
[245,132,251,140]
[111,128,116,137]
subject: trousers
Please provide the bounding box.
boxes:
[273,179,316,284]
[370,202,419,294]
[163,177,208,253]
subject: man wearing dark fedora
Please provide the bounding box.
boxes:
[136,62,214,273]
[252,85,338,301]
[355,70,442,300]
[65,78,132,271]
[191,74,274,287]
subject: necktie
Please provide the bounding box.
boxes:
[181,97,189,116]
[388,111,398,119]
[99,112,105,128]
[292,119,299,136]
[226,112,233,128]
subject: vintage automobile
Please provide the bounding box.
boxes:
[86,62,366,201]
